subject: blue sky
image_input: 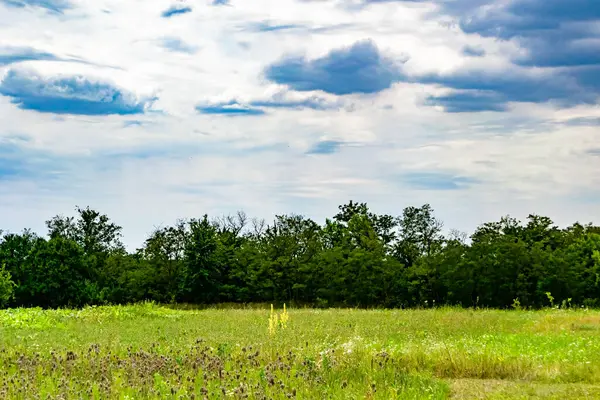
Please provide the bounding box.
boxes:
[0,0,599,248]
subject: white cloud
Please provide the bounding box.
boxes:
[0,0,599,249]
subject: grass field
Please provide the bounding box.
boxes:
[1,303,600,399]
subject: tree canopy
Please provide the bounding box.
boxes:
[1,202,599,309]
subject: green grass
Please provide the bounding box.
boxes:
[0,303,599,399]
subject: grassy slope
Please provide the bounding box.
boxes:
[0,304,599,399]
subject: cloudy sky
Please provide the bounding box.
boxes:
[1,0,599,248]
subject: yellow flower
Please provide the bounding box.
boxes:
[280,303,289,329]
[268,304,278,336]
[268,304,290,336]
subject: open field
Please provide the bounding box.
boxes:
[1,304,600,399]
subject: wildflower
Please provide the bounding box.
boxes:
[268,305,278,336]
[280,304,289,329]
[268,304,290,335]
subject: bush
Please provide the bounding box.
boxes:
[0,263,15,308]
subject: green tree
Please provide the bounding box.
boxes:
[46,206,124,301]
[334,200,397,249]
[0,230,41,305]
[558,233,600,305]
[394,204,444,269]
[184,215,220,303]
[0,262,15,308]
[318,212,404,307]
[46,206,123,254]
[257,214,322,302]
[26,236,92,308]
[3,202,600,309]
[100,250,155,304]
[142,221,188,303]
[212,211,252,302]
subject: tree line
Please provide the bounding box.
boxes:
[1,201,599,309]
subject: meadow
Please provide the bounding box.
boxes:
[1,303,600,399]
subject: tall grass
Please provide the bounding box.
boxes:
[0,304,599,398]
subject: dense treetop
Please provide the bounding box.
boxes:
[1,202,599,309]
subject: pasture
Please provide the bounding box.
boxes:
[1,304,599,399]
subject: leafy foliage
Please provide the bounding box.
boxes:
[0,263,15,307]
[1,201,599,309]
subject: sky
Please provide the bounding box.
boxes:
[0,0,599,249]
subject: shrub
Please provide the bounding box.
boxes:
[0,263,15,308]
